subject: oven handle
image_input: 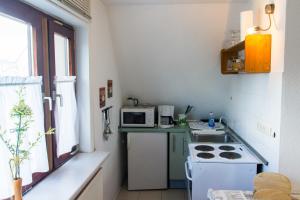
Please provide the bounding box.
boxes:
[185,161,192,181]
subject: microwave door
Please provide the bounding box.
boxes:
[123,112,146,126]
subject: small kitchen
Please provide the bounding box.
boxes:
[111,0,297,199]
[120,103,268,200]
[0,0,299,200]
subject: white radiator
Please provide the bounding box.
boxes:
[76,169,103,200]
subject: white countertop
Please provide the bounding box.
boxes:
[24,151,109,200]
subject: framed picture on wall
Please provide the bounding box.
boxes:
[108,80,113,98]
[99,87,106,108]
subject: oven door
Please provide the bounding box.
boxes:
[122,111,146,127]
[185,159,192,200]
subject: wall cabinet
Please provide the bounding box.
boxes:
[221,34,271,74]
[169,132,189,187]
[76,169,103,200]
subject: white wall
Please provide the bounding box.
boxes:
[108,3,248,119]
[279,0,300,194]
[89,1,123,200]
[226,0,286,171]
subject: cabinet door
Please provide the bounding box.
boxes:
[169,132,188,180]
[128,132,168,190]
[76,169,103,200]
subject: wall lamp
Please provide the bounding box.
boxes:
[247,3,275,34]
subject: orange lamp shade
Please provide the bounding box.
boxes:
[245,34,272,73]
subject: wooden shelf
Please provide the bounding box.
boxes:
[221,41,245,53]
[221,34,271,74]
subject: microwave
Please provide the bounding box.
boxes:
[121,106,155,127]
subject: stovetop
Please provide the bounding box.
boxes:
[188,143,260,164]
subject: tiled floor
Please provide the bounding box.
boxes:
[117,188,188,200]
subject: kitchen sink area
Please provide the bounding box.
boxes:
[190,132,239,143]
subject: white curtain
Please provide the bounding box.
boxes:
[54,76,78,157]
[0,76,49,199]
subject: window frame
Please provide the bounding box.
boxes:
[48,19,77,168]
[0,1,77,198]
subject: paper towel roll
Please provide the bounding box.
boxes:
[240,10,254,41]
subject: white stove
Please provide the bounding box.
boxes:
[185,143,261,200]
[188,143,260,164]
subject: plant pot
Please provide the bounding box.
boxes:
[12,178,22,200]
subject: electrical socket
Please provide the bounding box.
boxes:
[256,122,273,137]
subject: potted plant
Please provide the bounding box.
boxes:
[0,87,54,200]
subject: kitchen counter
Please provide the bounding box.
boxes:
[119,125,190,133]
[119,125,268,166]
[120,124,268,191]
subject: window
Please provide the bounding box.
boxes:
[54,33,70,76]
[48,20,78,168]
[0,1,77,199]
[0,14,35,76]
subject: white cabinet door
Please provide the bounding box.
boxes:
[128,132,168,190]
[76,169,103,200]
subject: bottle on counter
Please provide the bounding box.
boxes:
[208,112,215,128]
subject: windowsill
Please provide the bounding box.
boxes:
[24,151,110,200]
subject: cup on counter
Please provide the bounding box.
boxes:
[178,114,187,127]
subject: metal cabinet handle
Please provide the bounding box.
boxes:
[43,96,53,111]
[182,138,185,156]
[172,135,176,153]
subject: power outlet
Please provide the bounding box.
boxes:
[256,122,273,137]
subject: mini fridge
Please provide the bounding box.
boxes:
[127,132,168,190]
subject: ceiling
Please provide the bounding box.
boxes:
[102,0,249,5]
